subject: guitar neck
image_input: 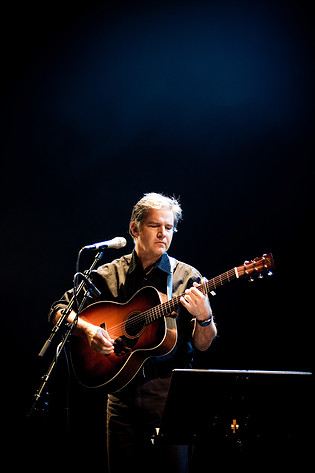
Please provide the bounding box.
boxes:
[143,252,274,325]
[144,266,238,325]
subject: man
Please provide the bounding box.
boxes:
[49,193,217,473]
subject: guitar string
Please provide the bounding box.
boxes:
[106,268,250,337]
[106,269,245,337]
[104,291,180,337]
[100,259,271,338]
[106,283,210,336]
[106,296,181,338]
[105,269,238,338]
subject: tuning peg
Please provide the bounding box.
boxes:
[258,274,263,279]
[249,277,254,282]
[267,271,273,276]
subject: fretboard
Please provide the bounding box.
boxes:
[143,266,238,325]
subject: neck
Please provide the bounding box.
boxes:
[135,250,161,272]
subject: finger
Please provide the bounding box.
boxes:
[92,336,114,353]
[100,329,115,343]
[190,286,205,299]
[100,335,114,348]
[180,295,189,306]
[94,345,114,355]
[181,294,192,306]
[95,330,114,350]
[186,286,201,297]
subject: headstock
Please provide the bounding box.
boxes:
[237,253,275,280]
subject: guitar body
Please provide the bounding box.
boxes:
[70,286,177,391]
[69,253,274,392]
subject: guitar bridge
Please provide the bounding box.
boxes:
[114,336,135,356]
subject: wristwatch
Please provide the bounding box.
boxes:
[196,316,212,327]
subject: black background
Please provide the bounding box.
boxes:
[2,0,313,464]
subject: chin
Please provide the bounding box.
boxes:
[154,247,167,255]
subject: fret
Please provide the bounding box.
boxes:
[143,254,274,326]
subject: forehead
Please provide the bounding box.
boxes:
[144,208,174,224]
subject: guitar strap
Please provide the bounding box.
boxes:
[167,256,177,300]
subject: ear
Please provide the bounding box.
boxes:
[130,222,139,238]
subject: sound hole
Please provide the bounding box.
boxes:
[124,312,145,338]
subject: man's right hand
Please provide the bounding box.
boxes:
[83,323,115,355]
[53,309,114,355]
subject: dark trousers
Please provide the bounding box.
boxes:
[107,376,189,473]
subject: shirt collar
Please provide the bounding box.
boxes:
[128,250,171,275]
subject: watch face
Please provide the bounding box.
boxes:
[198,317,212,326]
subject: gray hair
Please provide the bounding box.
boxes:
[129,192,182,237]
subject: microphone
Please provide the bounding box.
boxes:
[83,237,127,251]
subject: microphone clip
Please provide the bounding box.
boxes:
[74,272,101,297]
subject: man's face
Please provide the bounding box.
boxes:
[132,208,174,262]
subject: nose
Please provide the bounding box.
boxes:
[157,226,166,238]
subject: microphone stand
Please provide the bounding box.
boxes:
[27,250,104,417]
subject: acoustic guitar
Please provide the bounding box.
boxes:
[70,253,274,392]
